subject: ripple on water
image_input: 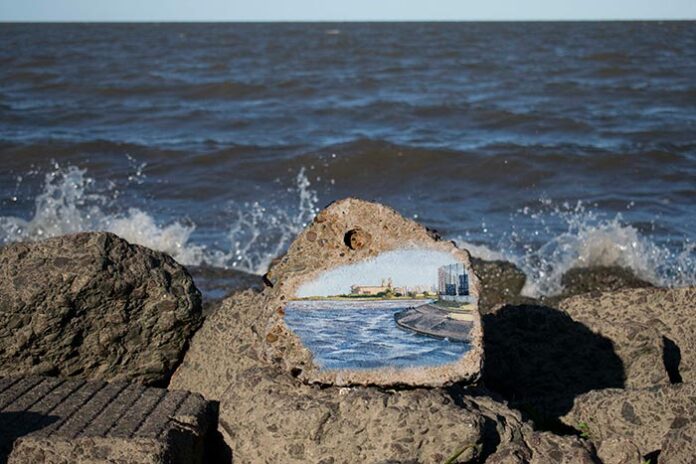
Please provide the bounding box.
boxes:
[284,301,471,370]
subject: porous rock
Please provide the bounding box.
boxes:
[470,257,531,313]
[595,438,642,464]
[173,198,483,390]
[171,199,598,462]
[659,420,696,464]
[216,362,596,464]
[559,287,695,385]
[0,232,202,386]
[561,382,696,457]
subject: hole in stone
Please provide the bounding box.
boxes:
[643,450,660,464]
[662,336,683,384]
[283,248,477,372]
[343,228,371,250]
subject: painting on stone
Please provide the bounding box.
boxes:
[283,248,477,371]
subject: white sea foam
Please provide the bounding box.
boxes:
[0,163,318,274]
[457,201,695,297]
[1,163,693,296]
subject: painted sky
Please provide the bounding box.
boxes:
[1,0,694,21]
[295,248,460,298]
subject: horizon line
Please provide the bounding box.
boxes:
[2,18,695,24]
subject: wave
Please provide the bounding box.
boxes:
[0,160,693,296]
[0,162,318,275]
[457,201,695,297]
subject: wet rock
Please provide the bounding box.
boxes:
[186,265,264,317]
[561,383,696,457]
[559,287,695,384]
[559,266,653,297]
[0,232,202,386]
[470,258,530,313]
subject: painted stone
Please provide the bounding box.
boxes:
[263,198,483,387]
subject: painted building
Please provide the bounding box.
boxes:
[437,263,472,303]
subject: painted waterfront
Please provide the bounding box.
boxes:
[284,299,471,370]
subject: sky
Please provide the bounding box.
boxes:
[296,249,458,298]
[1,0,695,22]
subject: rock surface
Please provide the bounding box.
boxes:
[561,383,696,457]
[170,199,602,462]
[558,266,653,299]
[559,286,694,385]
[470,258,530,313]
[173,198,483,389]
[217,364,597,464]
[0,376,219,464]
[0,232,202,386]
[481,303,625,427]
[659,420,696,464]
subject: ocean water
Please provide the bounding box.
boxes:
[284,300,471,370]
[1,22,694,296]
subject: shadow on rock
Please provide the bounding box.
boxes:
[482,304,625,431]
[0,411,58,464]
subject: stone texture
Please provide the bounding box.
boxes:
[595,438,642,464]
[558,266,653,299]
[217,365,596,464]
[659,420,696,464]
[559,287,695,385]
[0,376,218,464]
[470,257,531,313]
[0,232,202,386]
[170,199,605,462]
[481,304,626,425]
[561,383,696,457]
[172,198,483,389]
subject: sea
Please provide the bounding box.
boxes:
[1,22,694,297]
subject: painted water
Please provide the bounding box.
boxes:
[284,300,471,370]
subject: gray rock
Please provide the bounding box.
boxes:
[481,304,625,427]
[217,362,596,464]
[173,198,484,390]
[561,383,696,457]
[0,232,202,386]
[559,287,695,385]
[171,199,597,463]
[470,257,530,313]
[595,438,642,464]
[659,420,696,464]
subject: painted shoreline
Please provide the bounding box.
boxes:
[395,303,474,342]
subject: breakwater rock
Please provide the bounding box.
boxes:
[171,198,601,463]
[0,232,202,386]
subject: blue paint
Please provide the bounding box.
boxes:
[285,300,471,370]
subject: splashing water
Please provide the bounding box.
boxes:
[0,163,319,274]
[1,163,692,295]
[225,168,319,274]
[457,201,695,297]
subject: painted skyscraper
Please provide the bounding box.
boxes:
[437,263,472,303]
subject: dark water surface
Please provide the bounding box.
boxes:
[1,23,694,295]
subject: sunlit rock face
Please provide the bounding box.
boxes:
[263,198,483,387]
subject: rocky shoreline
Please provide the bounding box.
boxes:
[0,199,693,463]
